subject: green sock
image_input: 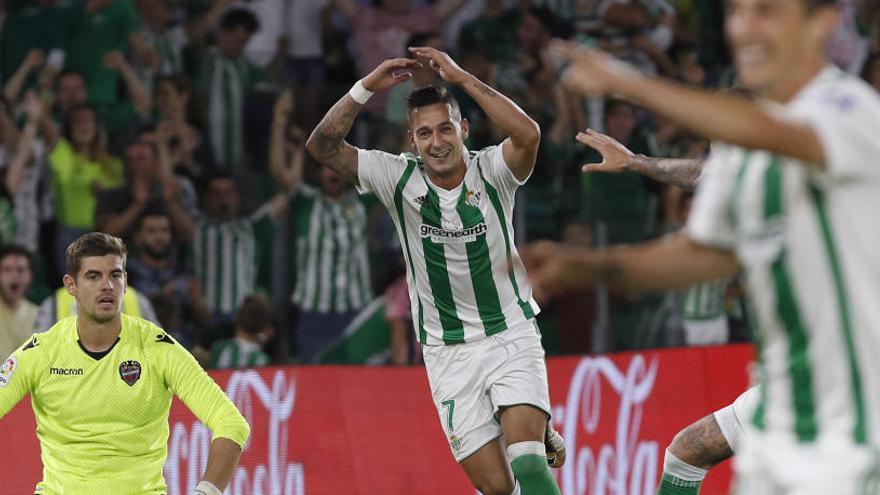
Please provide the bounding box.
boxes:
[510,453,561,495]
[657,472,702,495]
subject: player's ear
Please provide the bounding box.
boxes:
[62,273,75,294]
[406,129,415,150]
[461,118,469,140]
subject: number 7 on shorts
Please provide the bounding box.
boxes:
[441,399,455,432]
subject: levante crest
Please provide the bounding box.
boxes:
[119,360,142,386]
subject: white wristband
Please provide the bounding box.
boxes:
[348,79,374,105]
[193,480,222,495]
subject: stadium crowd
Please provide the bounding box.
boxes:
[0,0,877,368]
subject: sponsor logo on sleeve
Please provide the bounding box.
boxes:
[0,356,17,387]
[119,360,142,386]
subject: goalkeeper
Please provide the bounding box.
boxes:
[0,232,249,495]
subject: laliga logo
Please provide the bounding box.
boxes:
[558,355,660,495]
[165,370,304,495]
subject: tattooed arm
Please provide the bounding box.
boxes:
[306,58,418,186]
[409,46,541,182]
[575,128,704,190]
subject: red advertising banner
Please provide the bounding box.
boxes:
[0,345,752,494]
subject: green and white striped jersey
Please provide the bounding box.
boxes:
[682,278,730,321]
[357,144,540,346]
[687,66,880,447]
[194,207,273,315]
[197,48,265,170]
[209,337,270,369]
[290,184,373,313]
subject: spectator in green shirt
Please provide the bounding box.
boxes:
[48,104,123,277]
[208,293,274,369]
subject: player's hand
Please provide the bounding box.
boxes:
[519,241,604,301]
[554,40,640,97]
[361,58,421,92]
[575,128,636,173]
[408,46,469,85]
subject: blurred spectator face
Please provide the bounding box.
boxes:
[125,142,159,181]
[380,0,411,13]
[409,103,469,180]
[135,0,173,29]
[679,51,706,86]
[205,177,240,221]
[0,253,32,306]
[320,166,347,198]
[156,79,189,118]
[70,107,98,147]
[517,13,548,52]
[217,27,253,58]
[604,102,636,143]
[57,73,88,114]
[134,214,173,260]
[725,0,835,95]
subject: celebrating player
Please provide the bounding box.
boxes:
[525,0,880,492]
[306,48,563,494]
[574,127,758,493]
[0,233,249,495]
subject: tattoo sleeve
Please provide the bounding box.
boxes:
[629,156,704,191]
[306,94,361,185]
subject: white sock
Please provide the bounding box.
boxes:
[507,440,545,460]
[663,449,708,482]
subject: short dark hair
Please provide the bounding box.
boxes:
[0,244,32,270]
[405,31,441,57]
[235,294,274,335]
[220,8,260,33]
[406,86,461,121]
[65,232,127,277]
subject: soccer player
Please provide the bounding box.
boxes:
[306,48,564,494]
[574,128,752,493]
[524,0,880,492]
[0,233,249,495]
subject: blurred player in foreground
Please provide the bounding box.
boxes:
[0,232,249,495]
[574,128,757,494]
[525,0,880,492]
[307,48,563,494]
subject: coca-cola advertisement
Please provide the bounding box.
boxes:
[0,345,751,494]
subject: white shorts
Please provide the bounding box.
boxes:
[713,386,760,453]
[734,430,880,494]
[422,319,552,462]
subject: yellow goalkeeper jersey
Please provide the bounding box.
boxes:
[0,314,250,494]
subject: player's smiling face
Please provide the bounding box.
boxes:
[409,103,469,182]
[725,0,837,99]
[64,255,127,324]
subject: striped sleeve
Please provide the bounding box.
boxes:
[686,146,740,248]
[158,334,250,448]
[356,149,409,206]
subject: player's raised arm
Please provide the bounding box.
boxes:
[306,58,420,185]
[576,128,704,190]
[410,46,541,182]
[559,44,827,168]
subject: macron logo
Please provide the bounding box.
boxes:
[50,367,84,376]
